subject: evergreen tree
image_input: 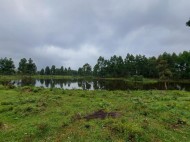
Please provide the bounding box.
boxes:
[93,56,107,77]
[45,66,51,75]
[78,67,83,76]
[82,63,92,76]
[60,66,64,75]
[18,58,37,75]
[27,58,37,75]
[51,65,56,75]
[0,57,15,75]
[157,60,172,89]
[18,58,27,74]
[186,19,190,27]
[40,68,45,75]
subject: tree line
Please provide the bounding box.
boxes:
[92,51,190,79]
[0,51,190,79]
[0,58,37,75]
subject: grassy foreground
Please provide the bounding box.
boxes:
[0,86,190,142]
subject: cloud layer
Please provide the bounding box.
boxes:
[0,0,190,69]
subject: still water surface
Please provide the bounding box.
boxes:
[10,78,190,91]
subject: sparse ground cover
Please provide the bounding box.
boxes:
[0,85,190,141]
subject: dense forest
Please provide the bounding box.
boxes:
[0,51,190,79]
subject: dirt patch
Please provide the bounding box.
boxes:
[84,110,121,120]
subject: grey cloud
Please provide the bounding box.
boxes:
[0,0,190,69]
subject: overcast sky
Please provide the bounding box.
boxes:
[0,0,190,70]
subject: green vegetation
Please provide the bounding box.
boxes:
[157,60,173,90]
[0,58,15,75]
[0,85,190,141]
[93,51,190,79]
[123,76,157,84]
[33,75,89,80]
[1,51,190,79]
[0,75,95,82]
[18,58,37,75]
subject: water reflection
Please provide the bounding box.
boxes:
[14,77,36,86]
[10,79,190,91]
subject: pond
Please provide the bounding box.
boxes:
[7,78,190,91]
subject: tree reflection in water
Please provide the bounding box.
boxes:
[9,79,190,91]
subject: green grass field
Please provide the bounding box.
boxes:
[0,85,190,142]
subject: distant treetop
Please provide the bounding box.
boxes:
[186,19,190,27]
